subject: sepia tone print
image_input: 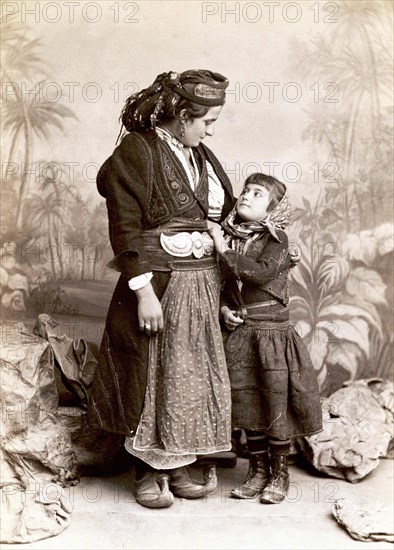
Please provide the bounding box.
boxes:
[1,1,393,547]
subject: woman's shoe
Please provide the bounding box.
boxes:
[134,471,174,508]
[202,463,218,494]
[169,465,217,499]
[231,452,270,499]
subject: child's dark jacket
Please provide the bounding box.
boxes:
[220,229,292,311]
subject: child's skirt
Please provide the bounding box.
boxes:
[223,303,322,440]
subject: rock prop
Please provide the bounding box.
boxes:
[332,498,394,543]
[296,378,393,483]
[0,315,129,543]
[0,321,77,543]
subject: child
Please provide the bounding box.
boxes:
[207,173,322,504]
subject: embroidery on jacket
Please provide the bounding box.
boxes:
[136,131,231,226]
[193,152,209,214]
[161,148,193,206]
[147,135,198,224]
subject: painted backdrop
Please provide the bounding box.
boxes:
[1,0,393,396]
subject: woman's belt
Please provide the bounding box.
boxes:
[141,224,217,271]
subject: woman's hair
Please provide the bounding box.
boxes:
[119,70,228,136]
[243,173,286,213]
[121,93,210,133]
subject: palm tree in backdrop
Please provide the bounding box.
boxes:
[293,0,392,230]
[1,16,76,230]
[288,0,393,393]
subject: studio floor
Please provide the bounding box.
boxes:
[2,456,393,550]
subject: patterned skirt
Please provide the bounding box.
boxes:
[224,306,322,440]
[132,264,232,459]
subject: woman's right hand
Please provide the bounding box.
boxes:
[134,283,164,335]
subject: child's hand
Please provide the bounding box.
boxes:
[207,220,222,234]
[207,221,228,253]
[289,243,301,267]
[221,306,244,331]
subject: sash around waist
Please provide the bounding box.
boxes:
[141,226,217,272]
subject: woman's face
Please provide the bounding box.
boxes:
[181,105,223,147]
[236,183,271,222]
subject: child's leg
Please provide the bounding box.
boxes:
[260,439,291,504]
[231,430,270,499]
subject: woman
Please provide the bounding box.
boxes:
[88,70,235,508]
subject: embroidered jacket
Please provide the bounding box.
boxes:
[97,130,234,279]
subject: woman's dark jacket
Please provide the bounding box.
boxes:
[88,129,234,436]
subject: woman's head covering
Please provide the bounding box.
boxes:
[222,180,293,254]
[174,70,229,106]
[119,70,229,135]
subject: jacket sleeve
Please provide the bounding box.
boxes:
[99,133,153,279]
[219,231,291,286]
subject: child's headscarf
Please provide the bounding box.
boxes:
[221,184,293,254]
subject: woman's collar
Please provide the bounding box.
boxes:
[156,125,185,151]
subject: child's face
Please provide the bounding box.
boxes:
[236,183,270,222]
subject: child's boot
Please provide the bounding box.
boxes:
[231,451,270,499]
[260,451,289,504]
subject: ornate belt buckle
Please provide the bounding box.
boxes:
[160,231,215,258]
[160,232,193,257]
[191,231,214,258]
